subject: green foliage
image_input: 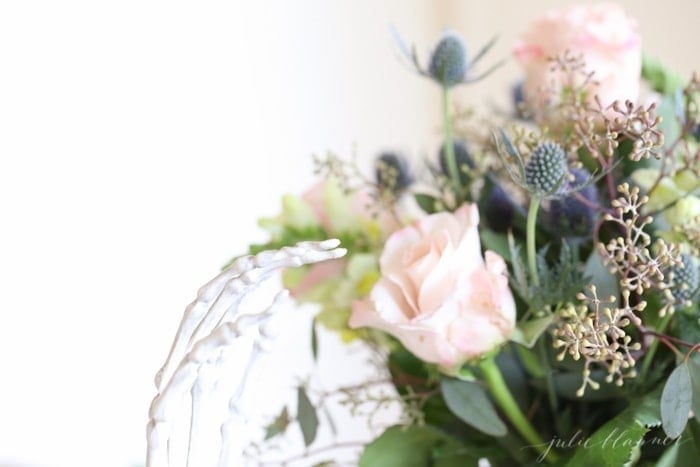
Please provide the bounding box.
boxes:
[583,249,620,306]
[661,363,692,438]
[688,358,700,425]
[565,388,662,466]
[642,55,684,96]
[510,315,554,348]
[264,406,291,440]
[359,425,480,467]
[297,386,319,447]
[440,378,507,437]
[310,317,319,362]
[479,228,512,262]
[530,242,589,312]
[414,193,442,214]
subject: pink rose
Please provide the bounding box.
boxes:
[286,177,400,299]
[514,4,641,118]
[349,204,516,369]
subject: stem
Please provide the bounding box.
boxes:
[527,197,542,287]
[638,312,673,382]
[480,356,558,463]
[537,338,558,415]
[442,85,461,195]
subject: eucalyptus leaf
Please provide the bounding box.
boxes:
[264,406,291,440]
[688,358,700,424]
[415,193,440,214]
[661,363,692,438]
[479,228,511,262]
[311,317,319,362]
[565,388,662,466]
[359,425,479,467]
[510,315,554,348]
[297,386,319,447]
[583,249,619,304]
[440,377,507,437]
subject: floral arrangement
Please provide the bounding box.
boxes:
[239,4,700,466]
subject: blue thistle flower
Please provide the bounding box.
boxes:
[549,168,599,236]
[524,142,567,195]
[390,26,502,89]
[375,152,413,192]
[670,253,699,304]
[483,183,516,233]
[438,140,474,183]
[428,31,468,88]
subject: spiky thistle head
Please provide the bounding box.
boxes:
[428,31,468,88]
[549,167,599,236]
[524,141,567,195]
[375,152,413,193]
[670,253,699,305]
[438,139,474,184]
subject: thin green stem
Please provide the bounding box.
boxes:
[480,356,559,463]
[442,85,461,195]
[638,312,673,382]
[527,197,542,287]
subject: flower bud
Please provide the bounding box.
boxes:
[375,152,413,192]
[524,141,566,194]
[429,31,468,88]
[549,168,598,236]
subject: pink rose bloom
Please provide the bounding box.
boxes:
[514,4,641,117]
[287,178,400,299]
[350,204,516,369]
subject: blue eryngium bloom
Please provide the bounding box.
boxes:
[549,168,599,236]
[493,129,596,201]
[438,139,474,183]
[390,26,502,88]
[375,152,413,192]
[429,31,468,87]
[524,142,567,195]
[670,253,699,304]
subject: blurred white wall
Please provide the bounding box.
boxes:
[0,1,699,466]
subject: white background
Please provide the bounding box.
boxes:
[1,1,699,466]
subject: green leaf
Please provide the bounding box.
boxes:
[359,425,479,467]
[514,345,545,378]
[565,389,662,466]
[311,317,319,362]
[510,315,554,348]
[688,358,700,425]
[661,363,692,438]
[297,386,319,447]
[440,377,507,437]
[583,249,620,304]
[414,193,440,214]
[642,54,684,96]
[264,406,291,440]
[479,228,511,262]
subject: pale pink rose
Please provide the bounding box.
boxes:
[302,178,401,236]
[287,178,400,299]
[514,4,641,118]
[350,204,516,369]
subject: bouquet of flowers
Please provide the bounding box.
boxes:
[149,4,700,467]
